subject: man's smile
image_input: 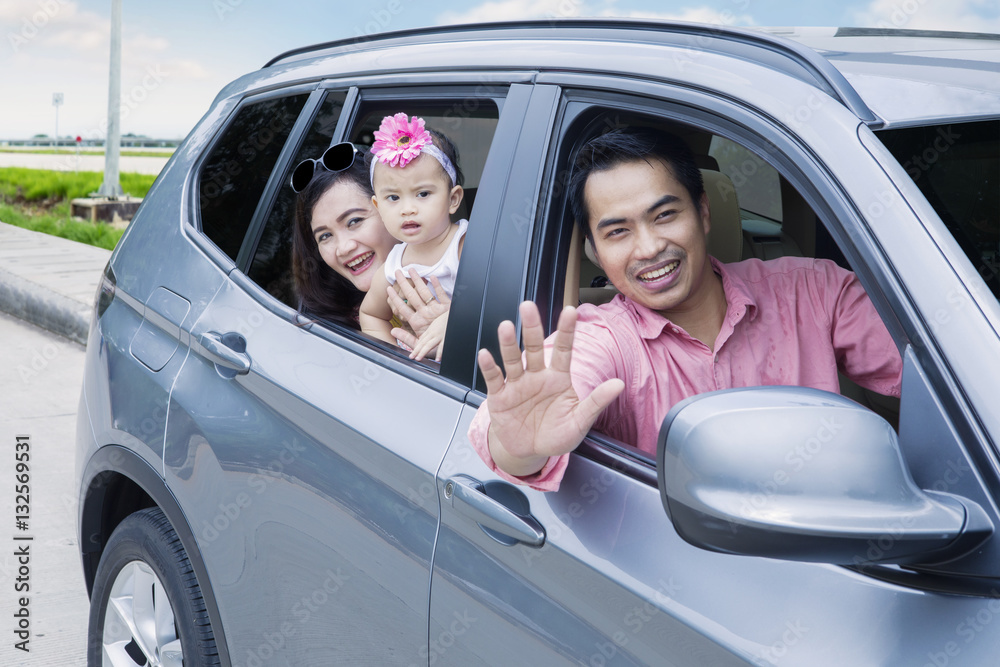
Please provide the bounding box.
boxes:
[637,260,680,282]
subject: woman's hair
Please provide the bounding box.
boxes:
[291,151,374,328]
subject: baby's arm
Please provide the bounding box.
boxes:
[359,270,397,344]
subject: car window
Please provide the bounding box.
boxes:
[198,93,310,262]
[709,135,783,223]
[876,120,1000,300]
[537,100,902,471]
[240,89,503,371]
[348,98,501,218]
[247,91,349,304]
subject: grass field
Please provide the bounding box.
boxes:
[0,167,158,251]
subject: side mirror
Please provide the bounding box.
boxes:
[657,386,992,565]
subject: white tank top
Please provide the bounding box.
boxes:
[384,219,468,299]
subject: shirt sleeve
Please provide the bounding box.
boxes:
[817,259,903,397]
[465,304,630,492]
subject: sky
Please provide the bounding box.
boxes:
[1,0,998,140]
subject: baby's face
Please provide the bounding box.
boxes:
[372,153,462,245]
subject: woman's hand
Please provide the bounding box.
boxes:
[388,268,451,360]
[398,311,448,361]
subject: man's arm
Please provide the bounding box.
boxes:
[822,261,903,397]
[476,301,625,478]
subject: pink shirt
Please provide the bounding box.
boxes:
[468,257,903,491]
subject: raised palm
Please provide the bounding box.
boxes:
[478,302,624,476]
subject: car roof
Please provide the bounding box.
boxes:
[772,27,1000,127]
[256,19,1000,129]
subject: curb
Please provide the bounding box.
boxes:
[0,266,92,345]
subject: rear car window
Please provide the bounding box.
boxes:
[877,120,1000,300]
[248,91,348,304]
[198,93,310,262]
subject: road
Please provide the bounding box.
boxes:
[0,150,169,176]
[0,311,89,666]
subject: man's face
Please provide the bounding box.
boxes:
[586,158,712,316]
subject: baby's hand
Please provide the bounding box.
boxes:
[387,269,450,337]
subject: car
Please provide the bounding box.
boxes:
[76,19,1000,666]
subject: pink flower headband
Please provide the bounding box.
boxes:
[369,113,457,187]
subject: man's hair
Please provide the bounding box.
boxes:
[568,128,704,242]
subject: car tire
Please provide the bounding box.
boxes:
[88,507,220,666]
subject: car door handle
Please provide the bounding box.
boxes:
[198,331,251,374]
[444,475,545,547]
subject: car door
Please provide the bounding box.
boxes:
[429,79,1000,666]
[162,80,531,664]
[426,84,753,666]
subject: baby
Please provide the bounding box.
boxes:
[359,113,466,359]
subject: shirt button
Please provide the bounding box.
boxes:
[672,327,679,334]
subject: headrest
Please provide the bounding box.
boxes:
[701,169,742,264]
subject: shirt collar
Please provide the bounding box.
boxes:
[620,257,758,340]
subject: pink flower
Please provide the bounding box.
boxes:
[372,113,432,168]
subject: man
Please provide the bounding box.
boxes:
[470,128,902,491]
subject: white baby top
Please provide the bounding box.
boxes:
[384,219,468,299]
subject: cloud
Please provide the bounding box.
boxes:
[0,0,77,23]
[1,0,216,138]
[599,7,755,26]
[438,0,587,24]
[852,0,1000,33]
[438,1,754,27]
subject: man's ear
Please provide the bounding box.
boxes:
[448,185,464,214]
[699,191,711,236]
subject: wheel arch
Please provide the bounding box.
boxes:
[79,444,232,666]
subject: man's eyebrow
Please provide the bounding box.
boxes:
[594,194,682,231]
[595,216,626,231]
[647,194,681,214]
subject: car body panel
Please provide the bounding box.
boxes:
[160,271,466,662]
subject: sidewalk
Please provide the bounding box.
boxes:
[0,222,111,345]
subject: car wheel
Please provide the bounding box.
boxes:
[88,507,220,666]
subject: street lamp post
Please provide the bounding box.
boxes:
[97,0,122,198]
[52,93,63,151]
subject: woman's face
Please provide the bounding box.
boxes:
[310,180,398,293]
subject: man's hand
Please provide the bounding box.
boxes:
[477,301,624,478]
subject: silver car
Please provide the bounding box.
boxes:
[77,20,1000,666]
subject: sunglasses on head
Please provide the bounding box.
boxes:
[290,142,360,193]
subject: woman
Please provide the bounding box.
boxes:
[291,144,449,349]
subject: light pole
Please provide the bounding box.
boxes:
[52,93,63,150]
[97,0,122,198]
